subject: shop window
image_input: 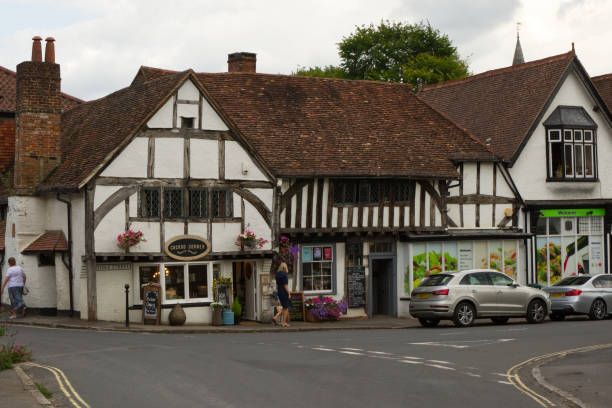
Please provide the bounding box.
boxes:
[165,265,185,300]
[163,188,184,218]
[138,263,212,303]
[38,253,55,266]
[140,188,160,218]
[190,189,208,218]
[301,245,334,292]
[188,264,208,298]
[333,180,414,205]
[212,189,232,217]
[346,242,363,267]
[139,265,160,300]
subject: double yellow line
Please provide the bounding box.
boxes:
[506,343,612,407]
[23,362,91,408]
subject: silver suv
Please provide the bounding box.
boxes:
[409,269,551,327]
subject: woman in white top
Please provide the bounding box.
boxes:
[1,257,27,319]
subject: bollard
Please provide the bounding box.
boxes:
[125,284,130,328]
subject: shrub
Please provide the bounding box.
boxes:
[305,296,348,320]
[0,344,32,370]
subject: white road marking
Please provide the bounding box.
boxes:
[399,360,423,365]
[340,351,364,356]
[403,356,424,360]
[502,328,527,332]
[340,348,364,351]
[296,345,305,348]
[497,381,513,385]
[427,360,453,365]
[467,373,481,377]
[426,364,456,371]
[409,342,469,349]
[493,373,511,378]
[367,351,392,355]
[439,331,468,336]
[498,339,516,342]
[312,347,335,351]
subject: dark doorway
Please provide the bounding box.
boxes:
[372,258,393,316]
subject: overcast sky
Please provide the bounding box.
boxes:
[1,0,611,101]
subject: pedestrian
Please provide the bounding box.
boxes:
[1,257,27,319]
[272,262,291,327]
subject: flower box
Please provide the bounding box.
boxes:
[304,296,348,321]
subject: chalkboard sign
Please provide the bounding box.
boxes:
[347,266,366,308]
[288,291,305,321]
[142,284,161,325]
[216,283,232,308]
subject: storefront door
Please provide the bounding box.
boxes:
[371,258,394,316]
[244,262,256,321]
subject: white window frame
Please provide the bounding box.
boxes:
[301,244,335,295]
[134,262,215,304]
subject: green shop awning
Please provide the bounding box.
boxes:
[539,208,605,217]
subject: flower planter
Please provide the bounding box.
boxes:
[169,303,186,326]
[305,309,321,322]
[222,310,234,325]
[212,309,223,326]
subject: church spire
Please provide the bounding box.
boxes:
[512,22,525,66]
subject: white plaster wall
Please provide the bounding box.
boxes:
[480,163,494,195]
[100,137,148,178]
[225,141,268,181]
[202,98,229,131]
[71,193,85,314]
[154,138,184,178]
[129,193,138,217]
[398,241,411,317]
[242,201,272,250]
[94,186,122,210]
[413,183,421,227]
[510,70,612,200]
[164,222,185,243]
[96,267,131,322]
[187,222,208,238]
[463,163,477,195]
[322,179,329,227]
[55,253,71,311]
[177,80,199,101]
[480,205,493,228]
[212,222,242,252]
[129,222,161,252]
[177,104,199,124]
[190,139,218,179]
[463,204,476,227]
[95,205,126,252]
[335,243,346,299]
[147,97,174,128]
[496,167,515,197]
[247,188,273,211]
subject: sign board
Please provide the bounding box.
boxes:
[347,266,366,308]
[142,284,161,325]
[288,291,305,321]
[539,209,605,217]
[165,235,211,261]
[215,283,232,308]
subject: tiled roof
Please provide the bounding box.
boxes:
[421,51,576,161]
[0,220,5,252]
[21,230,68,253]
[0,119,15,172]
[592,73,612,113]
[195,72,495,178]
[0,65,83,113]
[42,71,187,189]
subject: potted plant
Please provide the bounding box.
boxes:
[304,296,348,322]
[210,302,224,326]
[231,297,243,325]
[235,229,268,250]
[117,227,146,252]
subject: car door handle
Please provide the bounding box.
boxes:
[472,290,477,293]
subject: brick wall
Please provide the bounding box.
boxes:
[14,60,61,192]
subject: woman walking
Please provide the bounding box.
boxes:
[1,257,27,319]
[273,262,291,327]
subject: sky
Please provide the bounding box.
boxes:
[1,0,611,101]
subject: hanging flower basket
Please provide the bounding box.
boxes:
[117,229,146,251]
[235,230,268,250]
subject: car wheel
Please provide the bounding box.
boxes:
[491,317,509,325]
[589,299,607,321]
[418,318,440,328]
[526,299,547,324]
[549,313,565,321]
[453,302,475,327]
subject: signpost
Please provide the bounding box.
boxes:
[346,266,366,308]
[142,284,161,325]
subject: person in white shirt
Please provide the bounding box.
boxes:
[1,257,27,319]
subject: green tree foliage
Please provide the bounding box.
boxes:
[295,21,469,87]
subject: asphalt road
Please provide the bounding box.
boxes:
[11,318,612,408]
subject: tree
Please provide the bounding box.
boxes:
[295,21,469,87]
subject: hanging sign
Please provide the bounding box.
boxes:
[165,235,211,261]
[539,209,605,217]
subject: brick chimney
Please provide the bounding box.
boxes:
[227,52,256,73]
[14,36,62,193]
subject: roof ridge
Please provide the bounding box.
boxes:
[0,65,16,76]
[423,50,575,91]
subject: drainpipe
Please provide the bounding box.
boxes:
[56,193,74,317]
[0,252,4,305]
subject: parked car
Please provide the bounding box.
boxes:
[543,274,612,321]
[410,269,551,328]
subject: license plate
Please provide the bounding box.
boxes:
[550,293,563,298]
[417,293,430,299]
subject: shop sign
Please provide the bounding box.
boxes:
[539,209,605,217]
[165,235,211,261]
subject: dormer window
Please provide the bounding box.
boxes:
[544,106,597,181]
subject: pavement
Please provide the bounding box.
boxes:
[0,312,608,407]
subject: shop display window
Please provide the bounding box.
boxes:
[302,245,334,292]
[137,263,213,303]
[536,216,604,285]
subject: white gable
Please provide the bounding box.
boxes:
[201,98,228,130]
[100,137,148,178]
[225,141,268,181]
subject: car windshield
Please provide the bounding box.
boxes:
[420,274,453,286]
[553,276,591,286]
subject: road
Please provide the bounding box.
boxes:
[11,318,612,408]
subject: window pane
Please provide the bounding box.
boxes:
[358,182,370,203]
[503,241,518,280]
[591,217,603,234]
[344,182,356,204]
[443,242,458,272]
[536,237,549,285]
[381,182,392,202]
[549,218,561,235]
[190,189,208,218]
[164,189,184,218]
[488,240,503,272]
[578,218,590,234]
[489,272,513,286]
[428,243,443,275]
[139,266,160,300]
[564,144,574,177]
[564,130,573,142]
[584,144,594,177]
[584,130,593,142]
[549,130,561,142]
[396,182,411,202]
[213,189,232,217]
[412,243,427,287]
[165,265,185,300]
[188,264,208,299]
[550,142,563,178]
[141,188,160,217]
[535,217,547,235]
[333,181,344,204]
[574,130,583,142]
[369,182,379,203]
[574,144,583,177]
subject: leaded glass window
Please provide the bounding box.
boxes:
[141,188,160,218]
[190,189,208,218]
[163,188,184,218]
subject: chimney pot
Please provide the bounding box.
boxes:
[32,36,42,62]
[227,52,257,73]
[45,37,56,63]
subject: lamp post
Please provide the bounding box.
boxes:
[125,284,130,328]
